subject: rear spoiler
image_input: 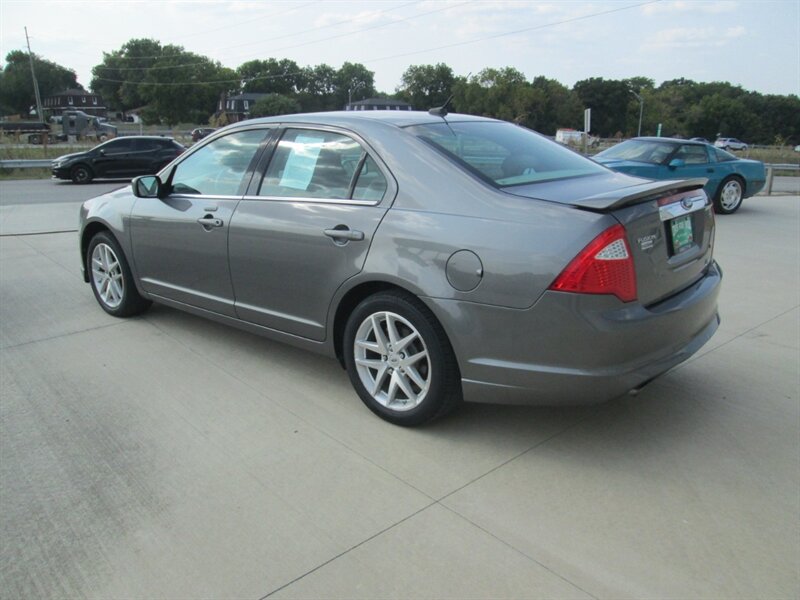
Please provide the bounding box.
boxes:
[570,178,708,212]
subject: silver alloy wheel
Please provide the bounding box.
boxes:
[91,243,124,309]
[353,311,431,411]
[720,179,743,211]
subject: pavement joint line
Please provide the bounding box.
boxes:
[16,233,85,280]
[142,307,613,599]
[258,501,438,599]
[141,313,440,501]
[1,320,131,351]
[437,503,601,600]
[671,303,800,371]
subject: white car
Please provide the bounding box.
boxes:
[715,137,748,151]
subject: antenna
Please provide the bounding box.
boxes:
[24,27,44,122]
[428,94,454,117]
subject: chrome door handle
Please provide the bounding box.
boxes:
[197,216,223,228]
[324,227,364,242]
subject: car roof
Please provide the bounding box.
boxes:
[630,136,707,146]
[111,135,176,141]
[228,110,500,131]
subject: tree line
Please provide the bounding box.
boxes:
[1,39,798,144]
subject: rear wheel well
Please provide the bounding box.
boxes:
[333,282,421,368]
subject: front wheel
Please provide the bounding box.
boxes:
[71,164,93,184]
[87,231,151,317]
[343,291,461,426]
[714,176,745,214]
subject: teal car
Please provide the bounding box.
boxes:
[594,137,766,214]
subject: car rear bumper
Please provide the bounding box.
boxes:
[423,261,722,406]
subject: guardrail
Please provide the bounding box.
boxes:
[764,164,799,195]
[0,159,52,169]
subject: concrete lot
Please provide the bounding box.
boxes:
[0,180,798,599]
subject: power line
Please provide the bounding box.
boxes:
[90,0,416,64]
[89,0,663,88]
[92,0,436,72]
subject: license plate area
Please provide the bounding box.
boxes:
[668,214,694,255]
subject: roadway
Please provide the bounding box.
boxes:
[0,180,798,598]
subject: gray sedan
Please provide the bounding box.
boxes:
[79,111,721,426]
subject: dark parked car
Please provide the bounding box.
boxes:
[79,112,721,425]
[594,137,765,214]
[52,136,185,184]
[191,127,216,142]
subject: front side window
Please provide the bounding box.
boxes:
[407,121,605,187]
[259,129,374,200]
[170,129,266,196]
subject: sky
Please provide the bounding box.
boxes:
[1,0,798,97]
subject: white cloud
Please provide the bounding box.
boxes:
[643,1,737,16]
[644,24,747,49]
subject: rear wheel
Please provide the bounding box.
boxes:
[71,164,93,184]
[714,176,744,214]
[87,231,151,317]
[343,291,461,426]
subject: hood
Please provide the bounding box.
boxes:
[53,150,90,162]
[502,171,707,211]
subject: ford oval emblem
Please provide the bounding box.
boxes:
[681,197,694,210]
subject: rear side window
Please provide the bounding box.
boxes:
[258,128,386,202]
[713,147,737,162]
[407,121,605,187]
[676,144,709,164]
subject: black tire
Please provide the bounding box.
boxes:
[343,291,461,426]
[71,164,94,184]
[713,176,745,214]
[86,231,151,317]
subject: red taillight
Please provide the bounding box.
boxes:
[549,224,637,302]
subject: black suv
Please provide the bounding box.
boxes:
[52,136,185,184]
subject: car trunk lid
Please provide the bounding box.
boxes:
[506,172,716,306]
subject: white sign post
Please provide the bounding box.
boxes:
[583,108,591,154]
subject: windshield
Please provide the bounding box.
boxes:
[594,140,678,165]
[406,121,605,187]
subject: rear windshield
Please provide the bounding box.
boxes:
[406,121,605,187]
[594,139,677,165]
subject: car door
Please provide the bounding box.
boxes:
[92,138,135,177]
[129,128,269,316]
[228,127,395,341]
[666,144,721,197]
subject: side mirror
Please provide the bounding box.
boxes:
[668,158,685,169]
[98,149,106,156]
[132,175,163,198]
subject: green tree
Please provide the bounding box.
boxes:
[396,63,455,110]
[296,64,338,112]
[334,62,376,109]
[238,58,303,95]
[249,93,301,117]
[573,77,633,136]
[90,38,163,114]
[138,45,236,125]
[0,50,79,116]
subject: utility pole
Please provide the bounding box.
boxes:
[630,88,644,137]
[24,27,44,122]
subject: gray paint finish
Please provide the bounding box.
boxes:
[78,111,722,411]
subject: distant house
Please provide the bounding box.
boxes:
[43,89,107,118]
[345,98,413,111]
[218,93,268,122]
